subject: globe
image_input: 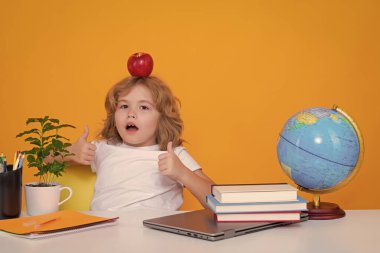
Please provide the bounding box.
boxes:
[277,106,364,219]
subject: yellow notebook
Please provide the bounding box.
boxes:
[0,210,119,239]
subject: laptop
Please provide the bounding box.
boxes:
[143,209,308,241]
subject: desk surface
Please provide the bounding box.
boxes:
[1,209,379,253]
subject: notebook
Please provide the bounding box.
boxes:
[143,209,308,241]
[0,210,119,239]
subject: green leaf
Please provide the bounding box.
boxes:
[54,124,76,130]
[52,138,63,149]
[16,128,39,138]
[42,149,50,157]
[42,122,54,133]
[30,140,42,147]
[26,118,43,125]
[28,162,40,168]
[24,137,40,142]
[63,142,72,148]
[45,143,53,150]
[27,155,36,163]
[24,147,39,155]
[43,134,70,142]
[50,161,65,174]
[36,149,45,159]
[39,164,48,174]
[47,118,60,124]
[42,116,49,124]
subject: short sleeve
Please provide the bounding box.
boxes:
[175,147,201,172]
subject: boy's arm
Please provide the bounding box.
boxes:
[178,169,214,208]
[157,142,215,208]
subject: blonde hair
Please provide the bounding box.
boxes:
[99,76,183,150]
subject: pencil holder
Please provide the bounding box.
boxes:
[0,165,22,219]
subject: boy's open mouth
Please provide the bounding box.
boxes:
[126,124,139,131]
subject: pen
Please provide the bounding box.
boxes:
[34,217,61,228]
[23,217,61,229]
[18,153,25,170]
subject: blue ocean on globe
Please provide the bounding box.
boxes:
[277,107,360,191]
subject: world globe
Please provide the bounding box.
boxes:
[277,106,364,219]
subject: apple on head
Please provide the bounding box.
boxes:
[127,52,154,77]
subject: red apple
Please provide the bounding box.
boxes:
[127,52,154,77]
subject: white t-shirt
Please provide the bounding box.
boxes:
[90,140,200,211]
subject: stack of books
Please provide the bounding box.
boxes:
[206,183,308,222]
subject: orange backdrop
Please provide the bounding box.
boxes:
[1,0,379,211]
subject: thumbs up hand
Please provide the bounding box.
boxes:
[158,141,187,182]
[69,126,97,165]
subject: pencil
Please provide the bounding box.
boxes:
[13,152,21,171]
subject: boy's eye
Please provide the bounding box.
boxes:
[140,105,150,110]
[119,104,128,109]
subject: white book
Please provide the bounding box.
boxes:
[207,194,307,213]
[212,183,298,203]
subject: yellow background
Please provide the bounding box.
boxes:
[1,0,379,211]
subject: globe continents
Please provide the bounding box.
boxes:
[277,107,363,193]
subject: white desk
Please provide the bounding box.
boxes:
[1,209,379,253]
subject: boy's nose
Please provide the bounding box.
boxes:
[127,113,136,119]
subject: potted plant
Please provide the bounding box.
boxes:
[16,116,76,215]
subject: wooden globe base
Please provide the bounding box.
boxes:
[307,202,345,220]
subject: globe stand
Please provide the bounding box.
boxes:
[307,195,345,220]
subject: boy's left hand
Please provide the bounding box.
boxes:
[158,142,187,182]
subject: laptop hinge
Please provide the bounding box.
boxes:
[223,229,236,239]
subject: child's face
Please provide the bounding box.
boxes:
[115,84,160,147]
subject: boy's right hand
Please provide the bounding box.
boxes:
[68,126,97,165]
